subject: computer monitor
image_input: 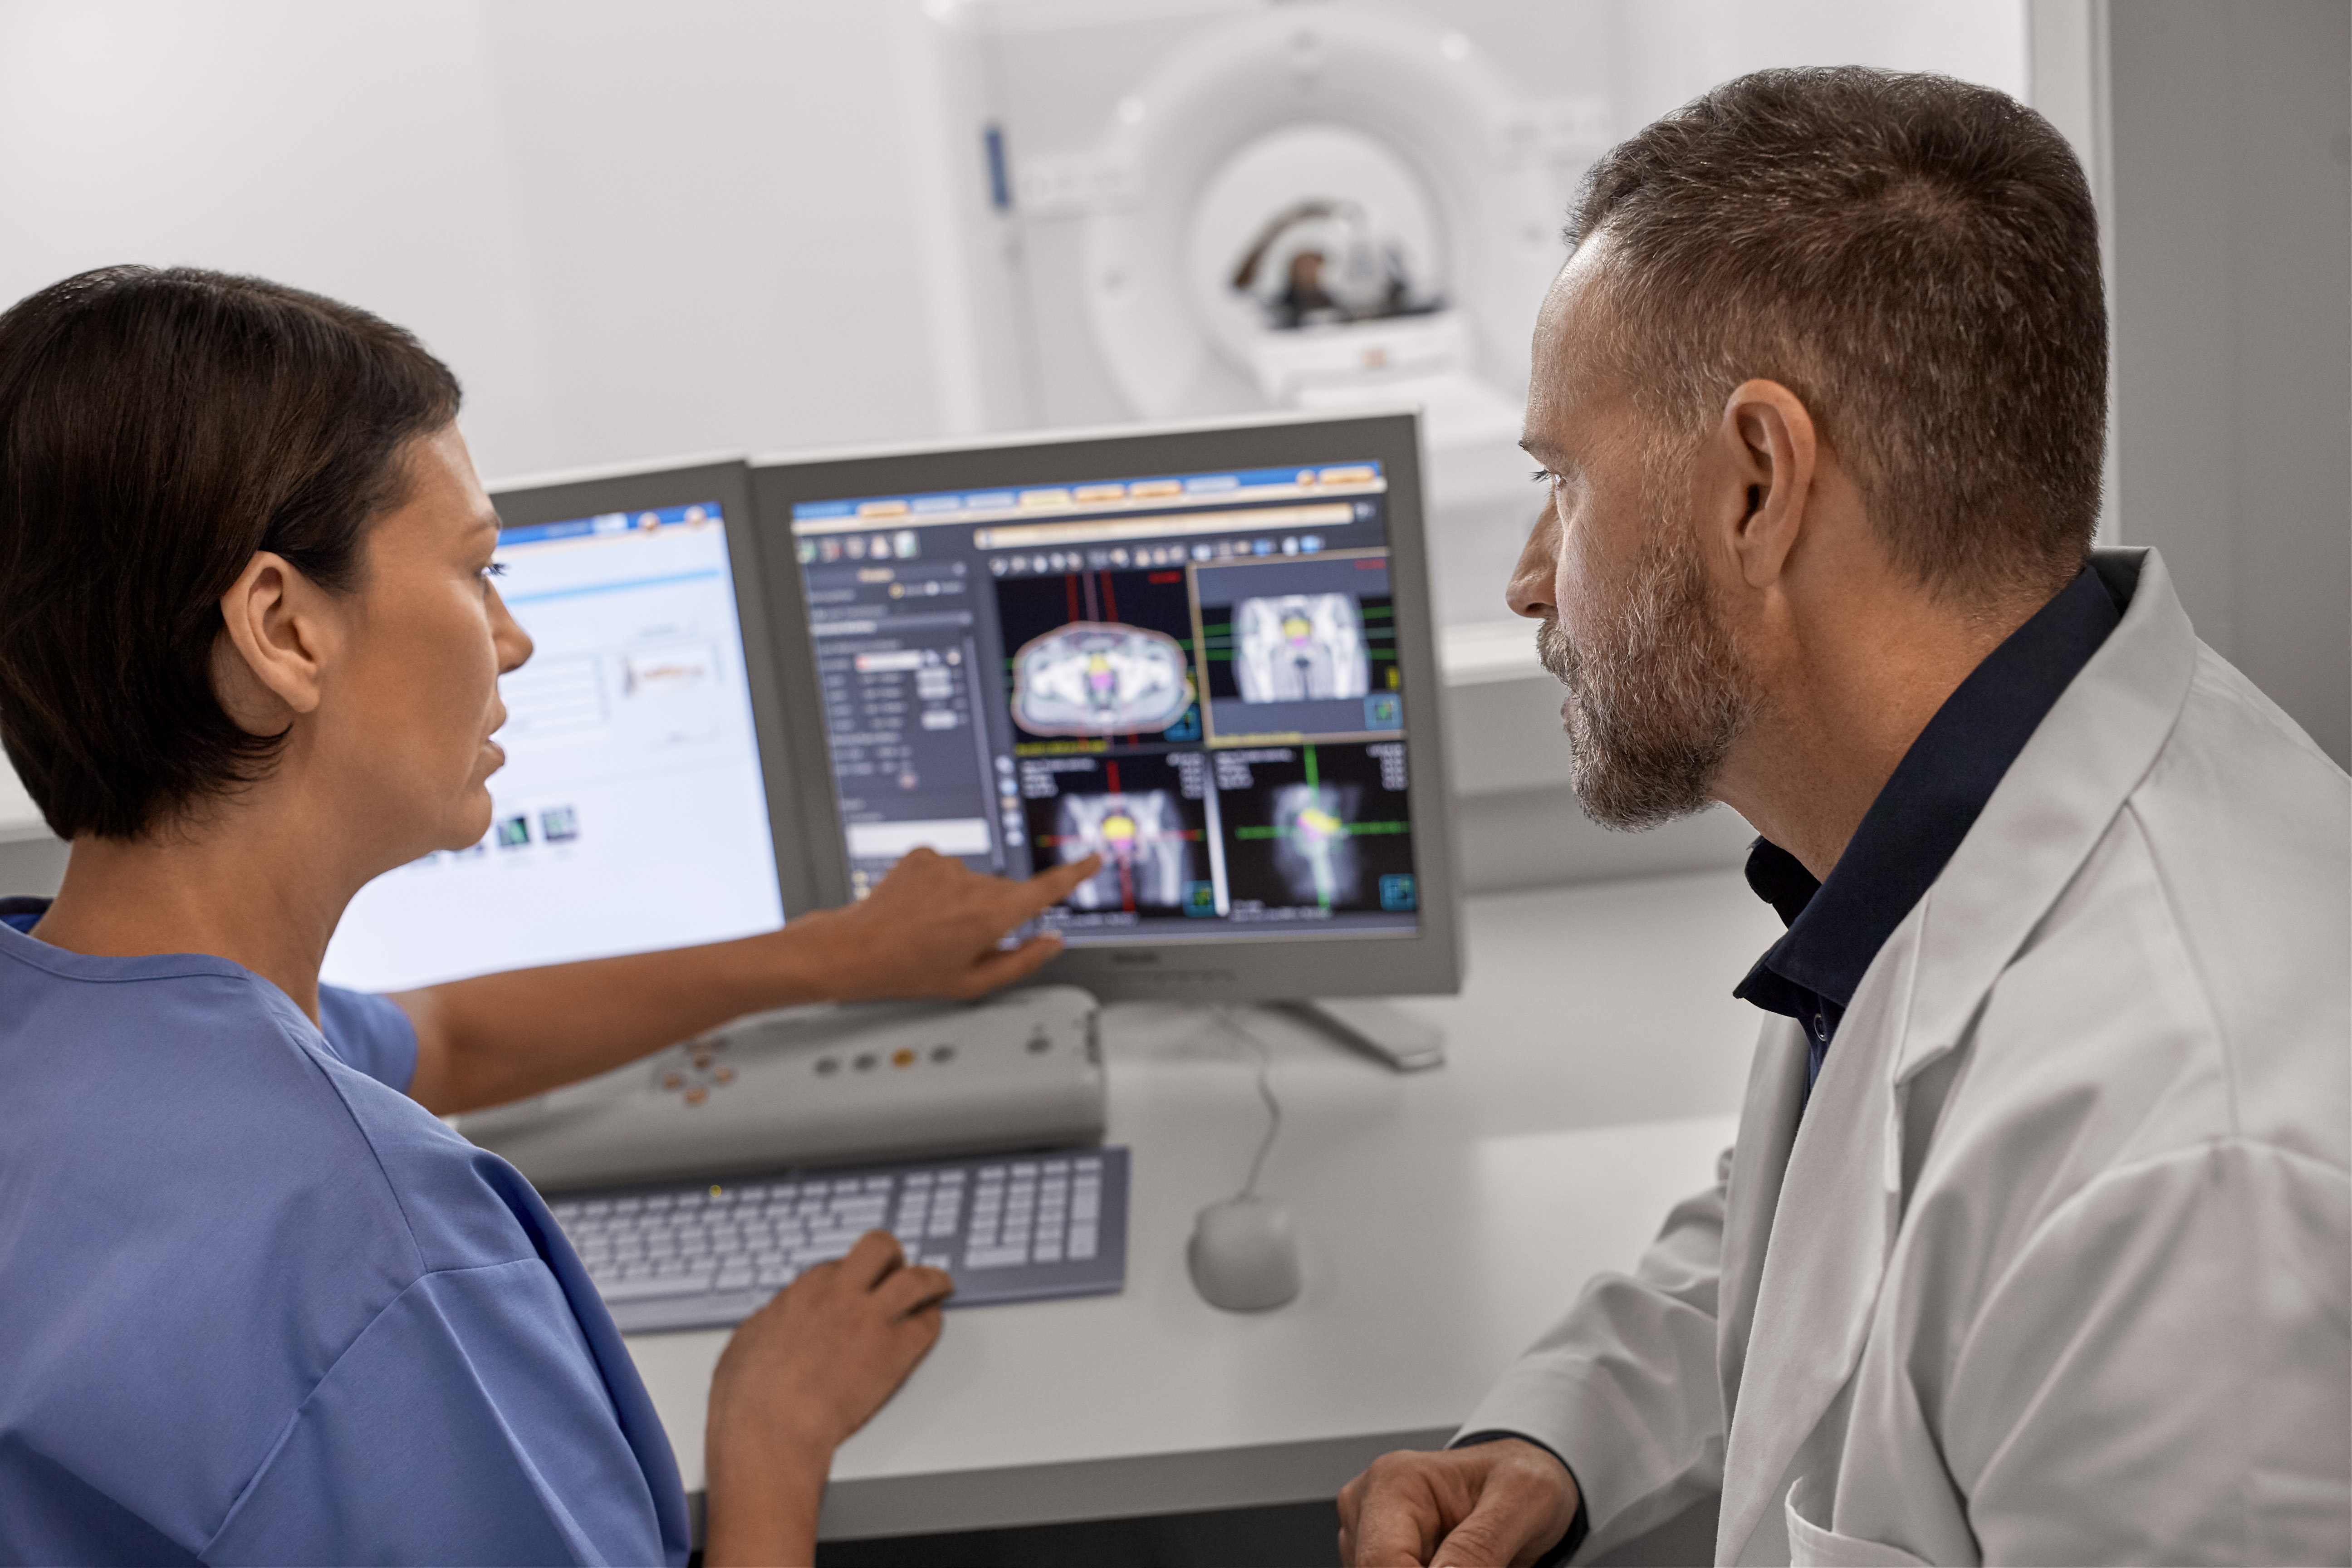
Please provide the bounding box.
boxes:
[321,456,815,993]
[747,411,1462,1004]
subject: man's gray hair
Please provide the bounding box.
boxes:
[1571,66,2105,604]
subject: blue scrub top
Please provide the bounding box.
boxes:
[0,903,690,1565]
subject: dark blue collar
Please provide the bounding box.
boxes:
[1735,565,2122,1037]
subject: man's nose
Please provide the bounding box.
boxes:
[1505,509,1557,621]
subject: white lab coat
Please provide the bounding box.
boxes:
[1458,549,2352,1566]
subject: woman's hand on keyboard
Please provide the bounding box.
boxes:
[799,845,1105,1002]
[703,1230,954,1567]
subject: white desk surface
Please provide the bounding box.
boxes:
[625,868,1783,1539]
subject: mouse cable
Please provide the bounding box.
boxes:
[1211,1006,1284,1200]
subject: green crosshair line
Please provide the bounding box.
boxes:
[1229,748,1410,907]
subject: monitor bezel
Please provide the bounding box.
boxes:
[481,454,829,921]
[747,411,1464,1003]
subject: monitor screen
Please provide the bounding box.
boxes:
[323,498,784,991]
[784,459,1423,945]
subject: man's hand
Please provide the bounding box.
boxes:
[1338,1440,1580,1567]
[796,847,1102,1002]
[702,1232,953,1566]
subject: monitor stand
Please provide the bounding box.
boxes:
[1279,999,1447,1072]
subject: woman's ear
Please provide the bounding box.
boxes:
[213,552,331,734]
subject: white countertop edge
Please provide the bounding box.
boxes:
[813,1425,1458,1541]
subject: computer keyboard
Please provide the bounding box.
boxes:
[547,1146,1130,1333]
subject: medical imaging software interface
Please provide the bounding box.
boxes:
[323,502,784,991]
[791,460,1421,943]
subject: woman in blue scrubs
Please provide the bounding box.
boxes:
[0,266,1097,1564]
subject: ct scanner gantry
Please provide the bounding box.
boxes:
[907,0,1614,633]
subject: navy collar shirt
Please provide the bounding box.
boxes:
[1734,565,2122,1095]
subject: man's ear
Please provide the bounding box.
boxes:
[212,552,331,734]
[1713,378,1818,589]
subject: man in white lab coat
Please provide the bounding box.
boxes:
[1338,66,2351,1567]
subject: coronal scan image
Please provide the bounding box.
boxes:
[1233,594,1369,703]
[1270,782,1365,908]
[1011,622,1195,736]
[1052,791,1196,910]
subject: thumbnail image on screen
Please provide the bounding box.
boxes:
[790,460,1418,944]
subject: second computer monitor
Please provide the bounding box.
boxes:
[749,412,1461,1003]
[322,456,813,993]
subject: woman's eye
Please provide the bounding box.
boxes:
[1529,467,1556,486]
[480,562,509,581]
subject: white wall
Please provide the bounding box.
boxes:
[0,0,952,483]
[2108,0,2351,766]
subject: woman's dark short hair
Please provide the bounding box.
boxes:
[0,266,461,840]
[1571,66,2106,603]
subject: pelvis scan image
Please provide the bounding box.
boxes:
[1012,622,1195,736]
[1234,594,1369,703]
[1055,791,1195,909]
[1272,782,1363,907]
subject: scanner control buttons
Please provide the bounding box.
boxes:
[657,1037,733,1107]
[812,1042,969,1075]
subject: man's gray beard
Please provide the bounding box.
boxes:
[1537,518,1757,832]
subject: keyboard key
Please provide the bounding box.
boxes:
[603,1269,714,1301]
[964,1245,1028,1269]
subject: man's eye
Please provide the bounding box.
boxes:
[481,562,509,579]
[1529,468,1556,486]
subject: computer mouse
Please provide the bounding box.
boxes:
[1187,1195,1301,1312]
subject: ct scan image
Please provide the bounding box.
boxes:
[1049,789,1198,910]
[1011,622,1194,737]
[1215,741,1415,916]
[993,566,1201,742]
[1232,593,1370,703]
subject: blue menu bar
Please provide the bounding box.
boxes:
[790,462,1383,525]
[497,500,723,549]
